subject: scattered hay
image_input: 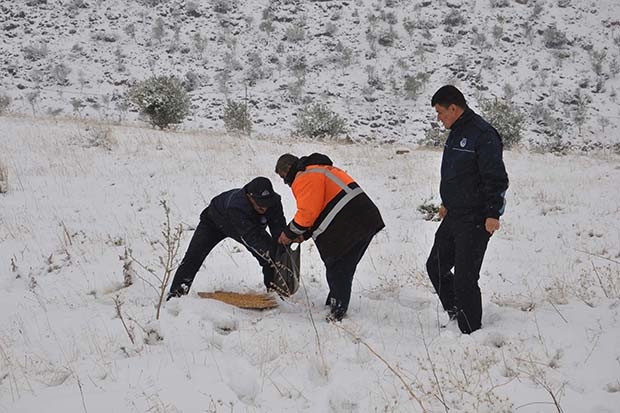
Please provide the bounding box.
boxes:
[197,291,278,310]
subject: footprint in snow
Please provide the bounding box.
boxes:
[212,318,238,335]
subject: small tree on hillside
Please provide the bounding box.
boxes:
[223,99,252,135]
[479,97,525,149]
[293,103,348,140]
[0,94,10,115]
[0,160,8,194]
[129,75,191,129]
[418,125,448,148]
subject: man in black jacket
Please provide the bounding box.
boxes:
[426,85,509,334]
[167,177,286,300]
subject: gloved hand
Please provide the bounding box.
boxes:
[262,265,275,290]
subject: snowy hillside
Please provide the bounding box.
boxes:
[1,0,620,411]
[1,0,620,148]
[1,115,619,412]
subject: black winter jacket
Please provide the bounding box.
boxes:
[287,153,384,261]
[440,108,509,219]
[205,188,286,258]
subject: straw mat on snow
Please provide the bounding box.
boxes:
[197,291,278,309]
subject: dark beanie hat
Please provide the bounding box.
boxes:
[275,153,299,174]
[244,177,279,208]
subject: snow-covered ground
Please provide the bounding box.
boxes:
[1,115,619,412]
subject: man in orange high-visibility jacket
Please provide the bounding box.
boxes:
[275,153,384,321]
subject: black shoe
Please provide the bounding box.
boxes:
[326,297,347,322]
[166,283,189,301]
[326,307,346,322]
[325,293,332,307]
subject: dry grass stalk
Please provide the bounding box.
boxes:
[335,322,428,412]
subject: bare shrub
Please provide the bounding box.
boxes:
[610,57,620,78]
[51,63,72,86]
[365,65,384,91]
[120,247,134,288]
[192,32,208,58]
[183,70,204,92]
[151,17,166,43]
[324,22,338,37]
[377,27,398,47]
[471,27,488,48]
[571,89,590,134]
[70,97,86,115]
[0,160,8,194]
[442,34,459,47]
[335,42,354,71]
[403,72,429,99]
[590,49,606,77]
[124,23,136,38]
[185,0,201,17]
[128,200,183,320]
[531,1,545,19]
[245,51,266,85]
[543,24,568,49]
[214,70,231,95]
[91,31,119,43]
[443,10,467,26]
[0,94,10,115]
[212,0,237,13]
[286,54,307,80]
[23,43,48,61]
[513,352,567,412]
[402,17,416,37]
[492,24,504,43]
[82,124,116,150]
[287,79,305,103]
[25,91,40,115]
[259,18,274,33]
[285,22,306,42]
[416,342,513,412]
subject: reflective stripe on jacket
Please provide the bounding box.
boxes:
[289,165,363,239]
[286,164,385,260]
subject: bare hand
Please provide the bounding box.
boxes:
[278,232,293,245]
[438,205,447,219]
[485,217,500,235]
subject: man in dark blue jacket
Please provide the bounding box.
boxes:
[167,177,286,300]
[426,85,509,334]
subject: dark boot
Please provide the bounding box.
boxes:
[166,283,189,301]
[326,297,347,322]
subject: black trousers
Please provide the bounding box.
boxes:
[426,212,491,334]
[323,233,375,312]
[169,211,274,294]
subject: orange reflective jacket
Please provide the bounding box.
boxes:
[289,165,361,237]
